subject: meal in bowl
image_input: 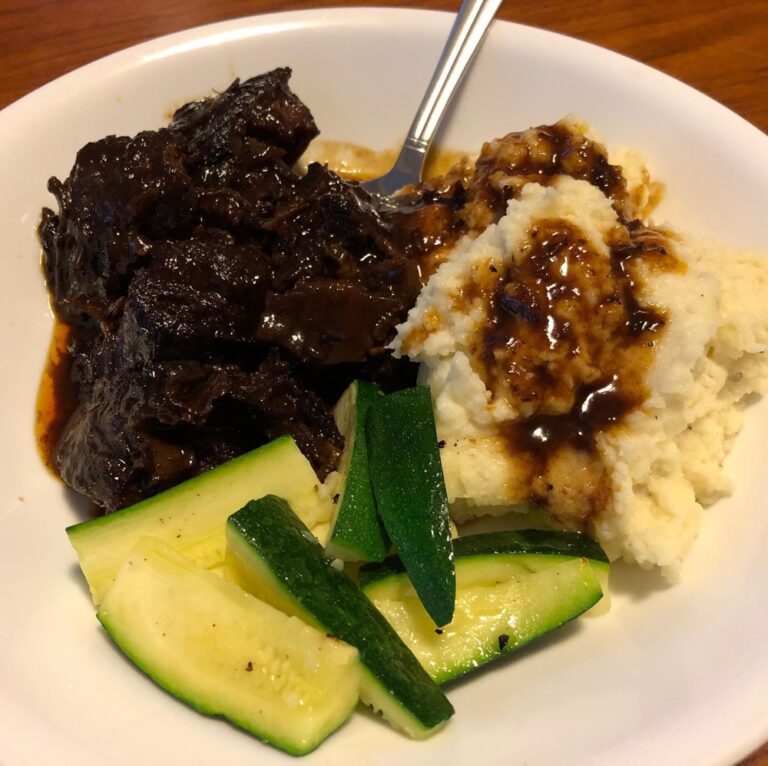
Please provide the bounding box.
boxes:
[37,69,768,753]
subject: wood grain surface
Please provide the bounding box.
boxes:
[1,0,767,763]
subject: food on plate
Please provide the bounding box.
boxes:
[44,64,768,756]
[390,120,768,575]
[40,70,768,578]
[98,536,361,755]
[226,496,455,739]
[360,529,608,683]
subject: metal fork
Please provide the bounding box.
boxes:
[360,0,502,198]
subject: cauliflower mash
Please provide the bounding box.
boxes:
[392,123,768,576]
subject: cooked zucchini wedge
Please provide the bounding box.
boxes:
[98,537,360,755]
[326,380,388,562]
[366,386,455,627]
[361,530,608,684]
[225,496,454,739]
[67,435,332,604]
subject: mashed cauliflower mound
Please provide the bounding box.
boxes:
[392,137,768,577]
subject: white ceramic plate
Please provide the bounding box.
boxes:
[1,9,767,765]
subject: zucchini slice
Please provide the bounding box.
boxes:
[67,436,333,605]
[97,537,360,756]
[360,530,608,684]
[226,496,454,739]
[326,380,388,562]
[366,386,455,627]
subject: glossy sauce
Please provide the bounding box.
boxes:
[35,321,79,473]
[301,140,469,182]
[386,122,677,522]
[473,217,682,514]
[467,123,627,226]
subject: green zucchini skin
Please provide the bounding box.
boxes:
[226,496,454,738]
[326,380,388,562]
[365,386,455,627]
[360,529,609,588]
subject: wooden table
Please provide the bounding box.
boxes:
[1,0,766,763]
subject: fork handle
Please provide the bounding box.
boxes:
[395,0,503,177]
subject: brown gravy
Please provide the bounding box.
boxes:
[35,320,79,473]
[387,122,678,523]
[470,217,683,517]
[302,140,469,182]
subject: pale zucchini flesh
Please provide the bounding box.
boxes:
[366,557,602,684]
[225,496,454,739]
[360,531,608,685]
[97,537,360,756]
[67,435,333,604]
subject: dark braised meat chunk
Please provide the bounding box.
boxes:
[40,69,417,512]
[170,67,318,182]
[97,231,271,373]
[256,164,420,363]
[56,359,342,511]
[40,129,194,326]
[258,279,405,365]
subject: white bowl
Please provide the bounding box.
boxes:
[1,9,766,766]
